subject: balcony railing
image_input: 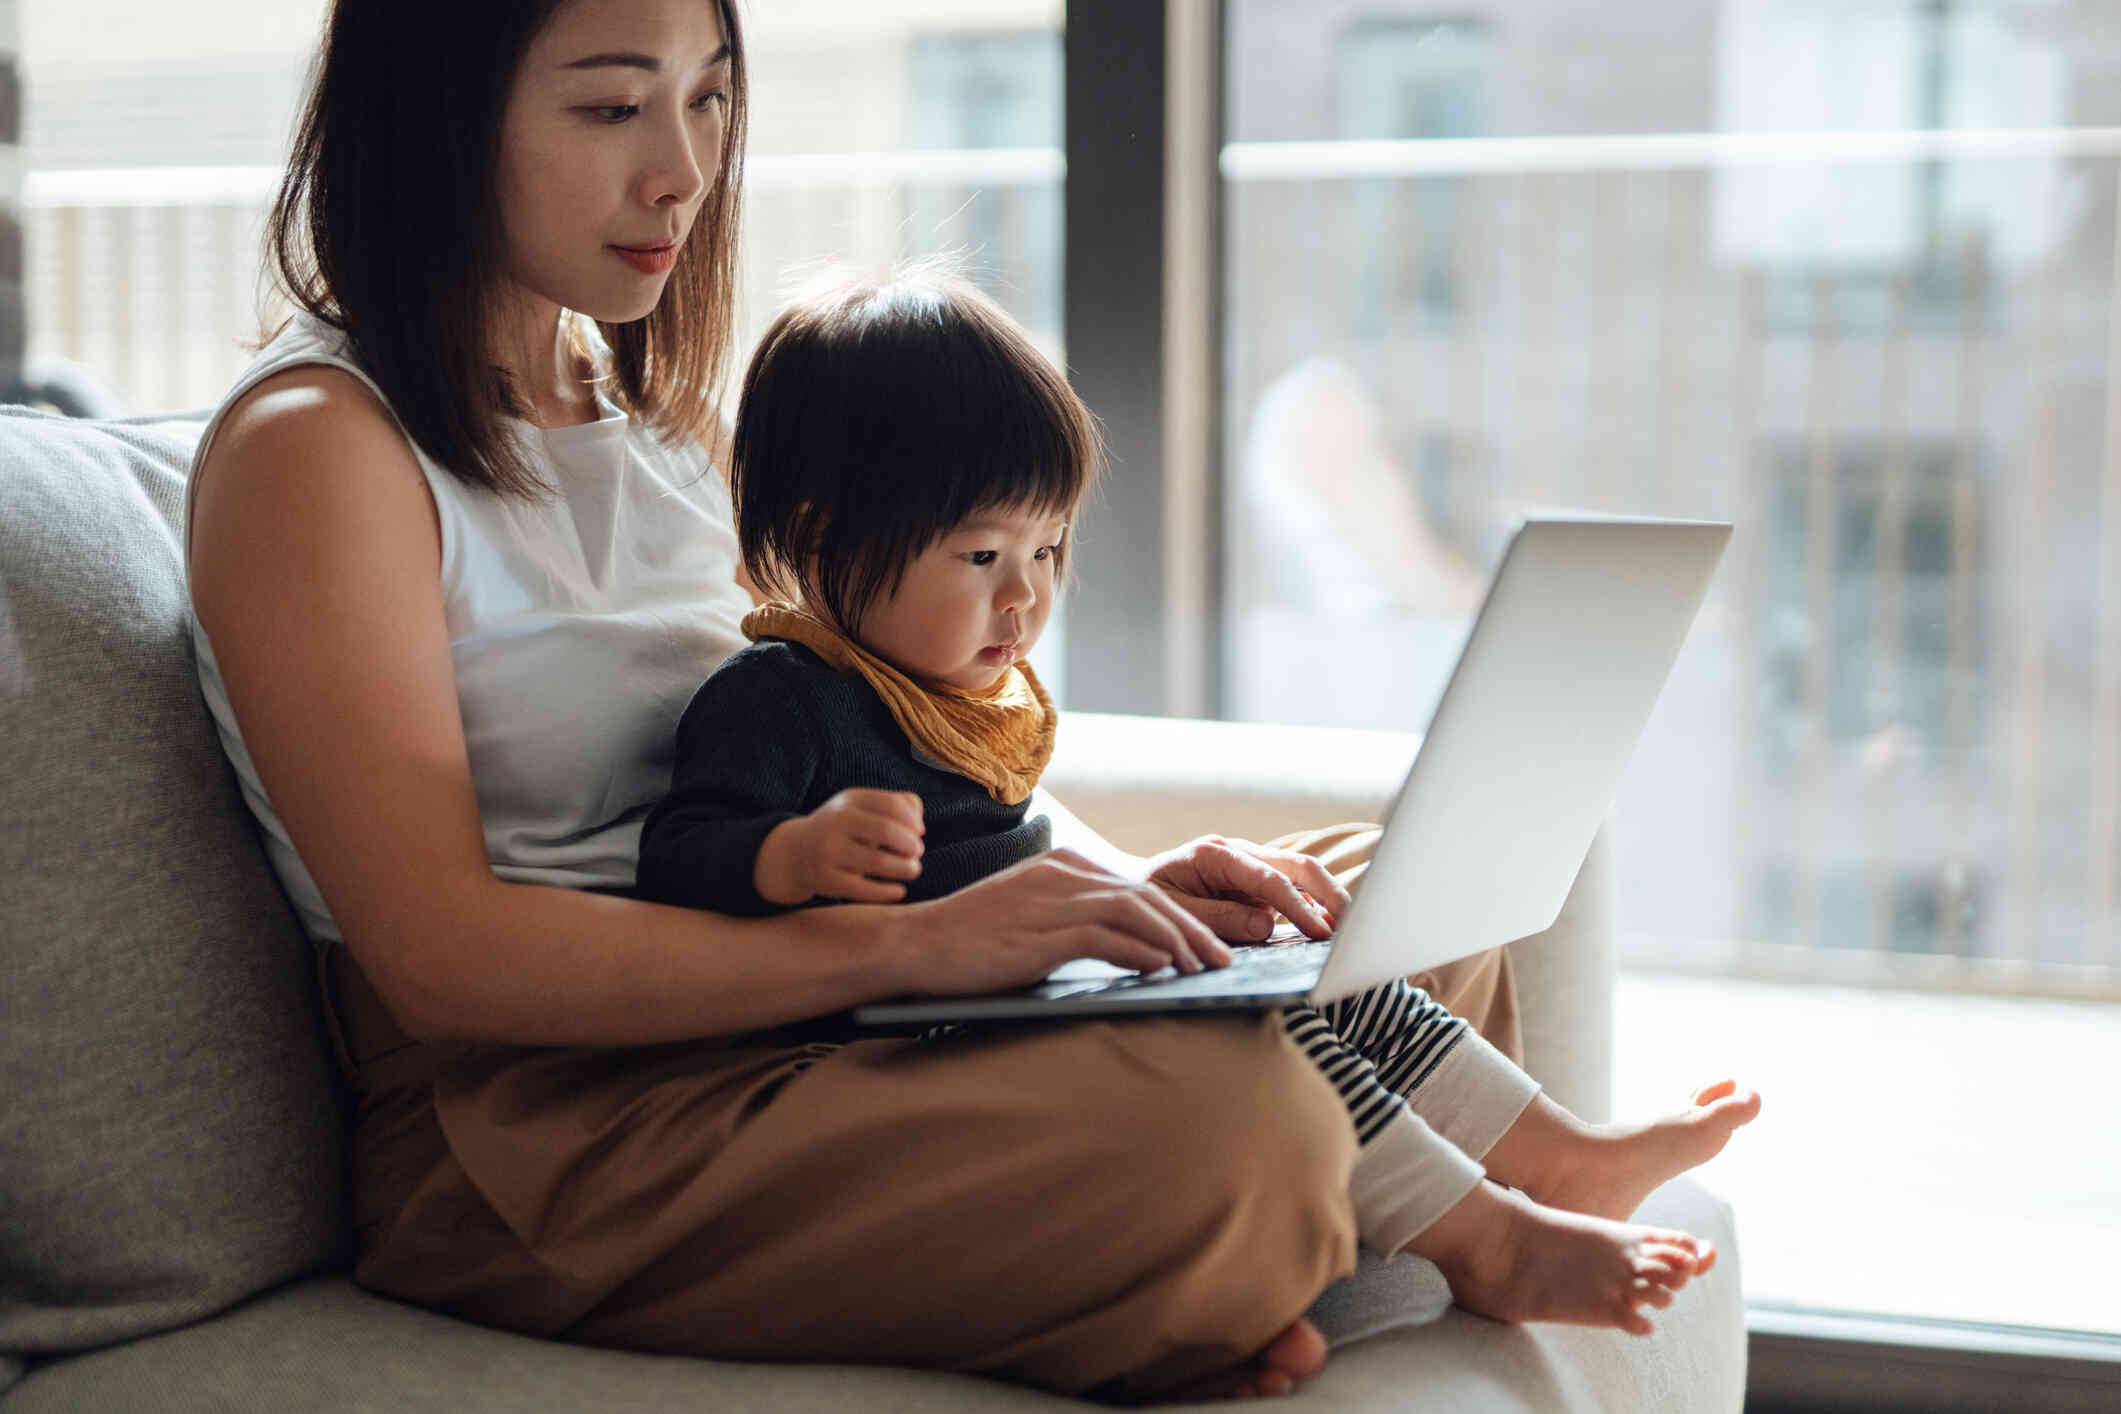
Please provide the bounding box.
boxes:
[21,148,1064,414]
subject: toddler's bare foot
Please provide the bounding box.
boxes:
[1538,1080,1761,1223]
[1156,1317,1328,1403]
[1412,1181,1711,1337]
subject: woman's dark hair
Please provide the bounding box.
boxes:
[266,0,748,498]
[729,271,1102,633]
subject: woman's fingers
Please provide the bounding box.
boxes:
[1256,846,1354,918]
[1147,881,1235,966]
[1031,851,1231,973]
[1094,885,1231,974]
[1137,869,1237,967]
[1168,892,1279,942]
[1058,924,1171,977]
[893,852,1250,996]
[1185,839,1335,938]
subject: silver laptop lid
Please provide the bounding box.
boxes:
[1311,516,1730,1003]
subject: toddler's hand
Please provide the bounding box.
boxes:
[755,789,925,906]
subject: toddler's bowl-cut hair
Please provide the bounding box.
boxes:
[729,270,1101,633]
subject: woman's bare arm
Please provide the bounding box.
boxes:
[190,370,1222,1047]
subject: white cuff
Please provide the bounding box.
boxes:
[1408,1024,1541,1162]
[1348,1106,1485,1258]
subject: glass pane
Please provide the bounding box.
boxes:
[1226,0,2121,1335]
[737,3,1064,358]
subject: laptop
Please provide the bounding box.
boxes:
[851,515,1732,1031]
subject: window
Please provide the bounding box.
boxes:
[1223,0,2121,1339]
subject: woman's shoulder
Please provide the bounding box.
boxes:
[214,362,397,453]
[196,363,423,523]
[197,316,407,485]
[188,343,436,575]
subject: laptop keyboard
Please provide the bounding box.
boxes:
[1218,938,1334,986]
[1036,938,1334,1001]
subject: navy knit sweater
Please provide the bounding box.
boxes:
[635,639,1052,915]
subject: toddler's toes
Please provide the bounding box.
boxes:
[1692,1079,1738,1106]
[1692,1082,1763,1128]
[1649,1233,1717,1277]
[1632,1278,1676,1310]
[1645,1227,1700,1256]
[1638,1244,1696,1289]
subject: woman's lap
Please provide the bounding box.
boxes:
[351,1006,1359,1398]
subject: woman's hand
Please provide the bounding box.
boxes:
[887,849,1234,997]
[1143,835,1352,943]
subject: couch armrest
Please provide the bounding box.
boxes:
[1044,711,1614,1121]
[1508,828,1615,1123]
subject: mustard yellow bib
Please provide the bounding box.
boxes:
[741,602,1056,806]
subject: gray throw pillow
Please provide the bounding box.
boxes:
[0,408,349,1360]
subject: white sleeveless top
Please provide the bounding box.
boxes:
[185,313,754,942]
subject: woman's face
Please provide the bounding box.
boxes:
[497,0,732,324]
[858,507,1070,693]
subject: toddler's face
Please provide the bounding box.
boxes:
[859,505,1068,692]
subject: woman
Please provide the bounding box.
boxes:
[187,0,1750,1401]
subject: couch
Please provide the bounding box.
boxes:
[0,406,1745,1411]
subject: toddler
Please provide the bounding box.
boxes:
[637,272,1759,1346]
[636,273,1081,917]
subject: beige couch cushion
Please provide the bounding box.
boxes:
[0,410,347,1363]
